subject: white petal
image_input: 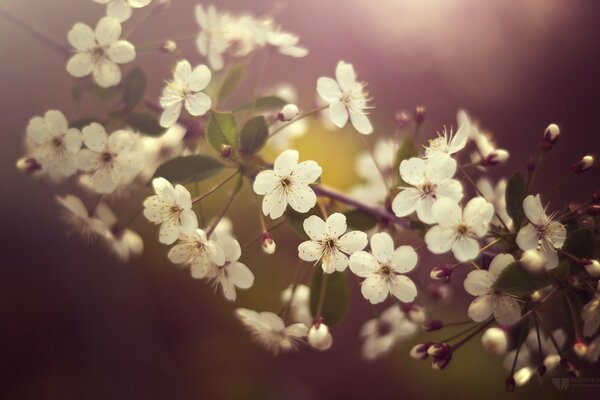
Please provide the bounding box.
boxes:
[93,165,119,193]
[424,225,456,254]
[179,209,198,236]
[338,231,368,254]
[302,215,326,241]
[293,160,322,184]
[370,232,394,264]
[160,102,183,128]
[227,262,254,289]
[494,296,521,326]
[328,102,348,128]
[168,242,195,264]
[349,111,373,135]
[82,123,108,152]
[298,240,322,262]
[130,0,152,8]
[468,295,494,322]
[488,253,515,280]
[464,270,493,296]
[389,275,417,303]
[323,250,349,273]
[253,170,279,195]
[262,189,287,219]
[316,77,342,103]
[432,198,462,226]
[95,17,121,46]
[516,224,538,251]
[452,236,480,262]
[426,153,457,181]
[522,195,545,223]
[391,189,419,217]
[287,184,316,213]
[399,157,426,186]
[45,110,69,132]
[64,129,83,153]
[436,179,464,203]
[108,130,133,153]
[93,59,122,88]
[174,60,192,84]
[159,216,180,244]
[325,213,347,238]
[184,92,212,116]
[76,149,99,171]
[415,197,436,224]
[274,149,299,177]
[391,246,417,273]
[189,64,212,92]
[335,61,357,92]
[66,53,94,77]
[361,275,388,304]
[68,23,95,51]
[348,251,378,277]
[106,0,132,23]
[107,40,135,64]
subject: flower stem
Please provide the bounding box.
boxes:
[533,310,564,358]
[192,169,241,204]
[450,318,494,351]
[206,176,243,236]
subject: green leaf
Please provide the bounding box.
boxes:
[218,63,246,103]
[551,259,571,281]
[240,116,269,155]
[207,111,238,154]
[394,137,419,185]
[71,118,99,130]
[122,67,146,111]
[505,172,527,228]
[94,85,120,101]
[151,155,225,185]
[344,209,378,231]
[233,96,287,113]
[562,229,595,272]
[493,261,551,295]
[125,112,165,136]
[309,269,349,327]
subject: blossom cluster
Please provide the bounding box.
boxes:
[12,1,600,392]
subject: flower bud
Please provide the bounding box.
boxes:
[530,290,542,302]
[414,106,426,124]
[423,320,443,332]
[394,110,410,129]
[308,323,332,351]
[427,342,450,357]
[505,376,515,392]
[520,250,546,273]
[277,104,299,122]
[541,123,560,151]
[572,155,594,174]
[574,340,588,358]
[220,144,232,158]
[582,259,600,278]
[261,231,276,255]
[15,156,41,174]
[431,353,452,370]
[481,327,508,356]
[409,342,431,360]
[160,40,177,53]
[481,149,509,166]
[430,265,453,281]
[513,367,533,386]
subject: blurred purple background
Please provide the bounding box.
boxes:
[1,0,599,399]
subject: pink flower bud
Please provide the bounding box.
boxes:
[430,265,453,281]
[572,155,594,174]
[277,104,299,122]
[220,144,232,158]
[481,149,509,166]
[541,123,560,152]
[414,106,426,124]
[409,343,431,360]
[261,231,276,255]
[160,40,177,53]
[481,327,508,355]
[15,157,41,174]
[394,110,411,129]
[582,259,600,278]
[427,342,450,357]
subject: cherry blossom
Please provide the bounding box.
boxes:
[93,0,152,23]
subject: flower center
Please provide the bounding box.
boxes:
[421,182,437,198]
[322,237,338,254]
[457,224,470,235]
[51,136,64,149]
[377,320,392,336]
[91,46,107,62]
[377,264,393,277]
[101,152,114,163]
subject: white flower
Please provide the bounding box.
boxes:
[76,123,141,193]
[143,177,199,244]
[264,26,308,57]
[95,202,143,261]
[349,232,418,304]
[348,139,395,206]
[582,292,600,337]
[516,194,566,270]
[280,284,312,326]
[66,17,135,88]
[425,197,494,262]
[56,194,108,240]
[481,327,508,356]
[205,235,254,301]
[253,150,322,219]
[317,61,373,135]
[298,213,368,273]
[25,111,82,178]
[360,305,418,360]
[195,5,231,70]
[159,60,212,128]
[139,123,187,180]
[424,109,472,157]
[463,253,521,325]
[93,0,152,22]
[477,177,512,229]
[392,153,463,224]
[503,328,565,386]
[308,323,333,351]
[167,228,225,278]
[235,308,308,355]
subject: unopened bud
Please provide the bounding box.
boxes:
[414,106,426,124]
[394,110,411,129]
[574,340,588,358]
[160,40,177,53]
[505,376,516,392]
[481,149,509,166]
[430,265,453,281]
[541,123,560,152]
[220,144,232,158]
[308,323,332,351]
[15,156,42,174]
[277,104,299,122]
[582,259,600,278]
[261,231,276,255]
[513,367,533,386]
[431,353,452,370]
[520,250,546,273]
[573,155,594,174]
[423,320,443,332]
[427,342,450,357]
[481,327,508,356]
[530,290,542,302]
[409,342,431,360]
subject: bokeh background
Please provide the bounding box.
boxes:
[1,0,600,399]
